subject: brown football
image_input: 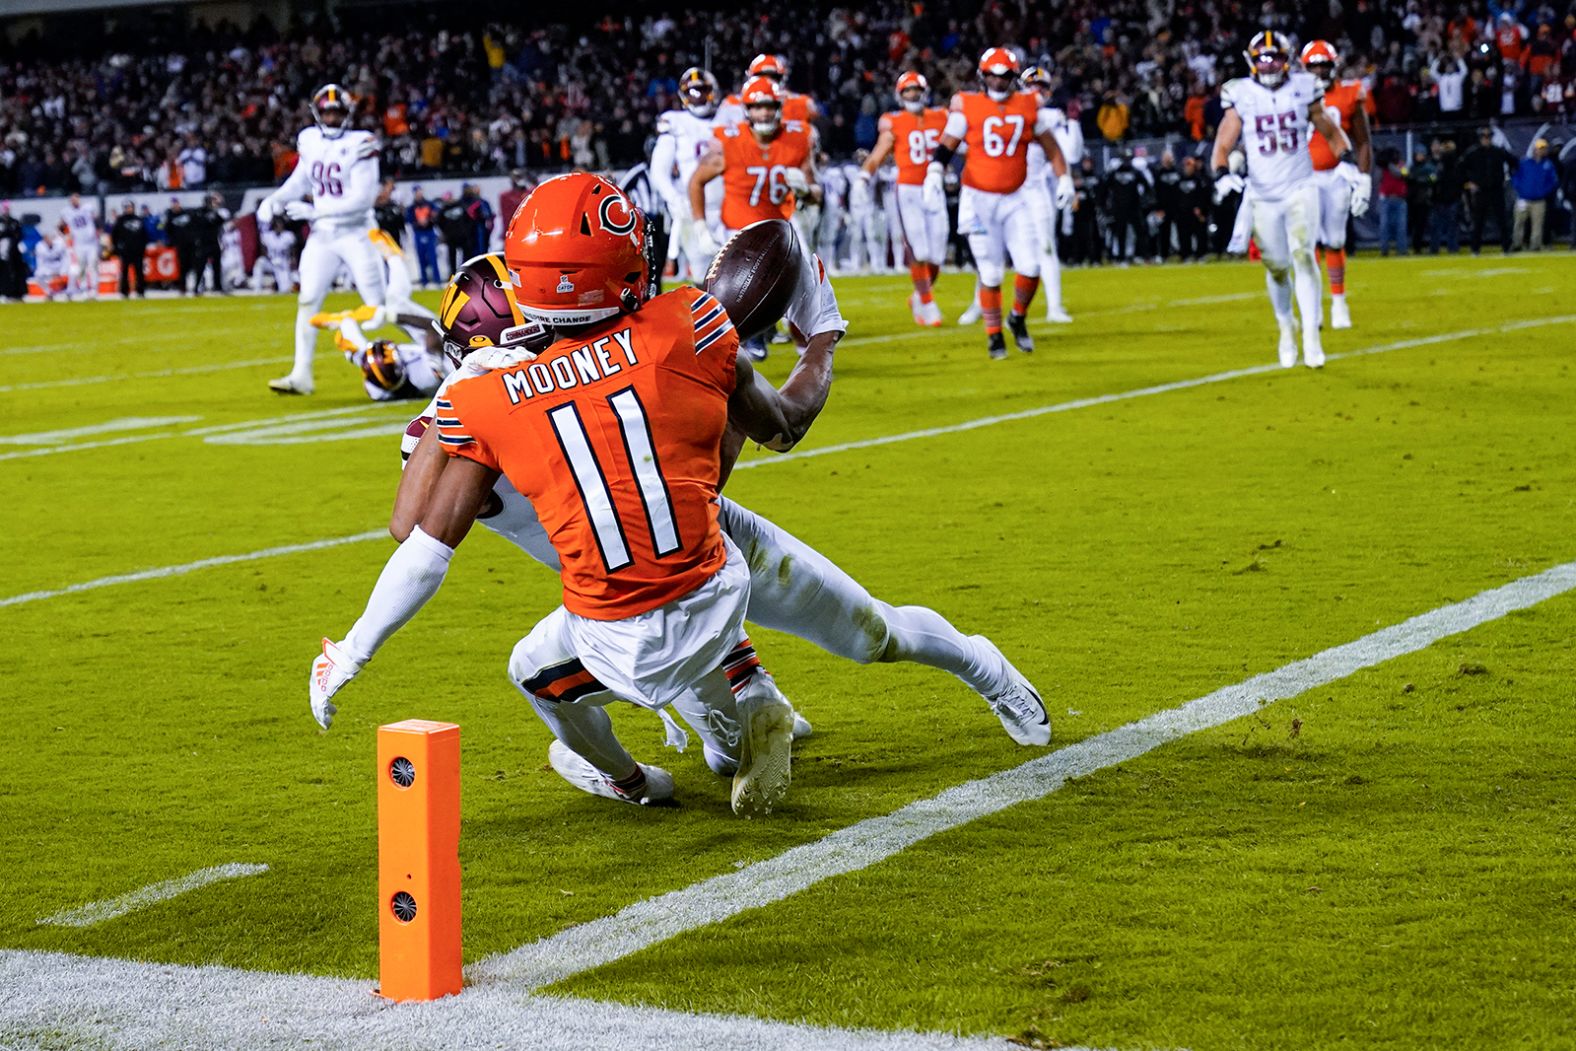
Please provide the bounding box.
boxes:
[704,219,806,343]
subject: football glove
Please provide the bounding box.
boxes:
[1054,173,1075,210]
[849,172,872,211]
[1338,162,1372,216]
[690,223,720,262]
[309,637,364,730]
[921,162,946,212]
[1212,172,1245,203]
[783,167,809,196]
[256,198,276,225]
[284,200,317,222]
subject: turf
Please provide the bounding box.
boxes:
[1,252,1573,1049]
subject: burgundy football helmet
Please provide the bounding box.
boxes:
[435,253,551,368]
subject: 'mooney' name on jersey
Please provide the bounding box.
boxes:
[502,329,640,403]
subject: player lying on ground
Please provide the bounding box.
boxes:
[309,175,844,816]
[307,303,448,401]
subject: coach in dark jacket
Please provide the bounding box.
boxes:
[192,194,227,293]
[1460,128,1517,255]
[438,193,473,279]
[0,202,26,300]
[110,200,148,297]
[163,199,198,294]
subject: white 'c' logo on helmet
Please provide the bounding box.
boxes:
[598,192,636,235]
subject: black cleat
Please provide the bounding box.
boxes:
[987,332,1008,360]
[1007,312,1034,353]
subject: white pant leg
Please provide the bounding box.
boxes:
[1002,184,1044,278]
[1283,184,1323,342]
[895,184,943,266]
[334,229,387,316]
[291,235,341,384]
[959,186,1006,287]
[1315,169,1350,249]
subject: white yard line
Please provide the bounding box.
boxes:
[5,315,1572,608]
[37,864,269,928]
[0,357,290,394]
[0,416,200,445]
[471,558,1576,991]
[0,530,387,609]
[0,950,1033,1051]
[5,559,1573,1048]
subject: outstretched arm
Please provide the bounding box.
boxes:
[728,328,841,452]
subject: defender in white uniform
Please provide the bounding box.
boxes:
[252,221,298,292]
[1209,31,1365,368]
[649,68,725,282]
[60,194,99,298]
[257,83,386,395]
[1021,66,1080,323]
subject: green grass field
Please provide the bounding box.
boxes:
[2,252,1574,1050]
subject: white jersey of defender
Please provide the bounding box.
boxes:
[1222,73,1322,202]
[61,203,98,247]
[658,110,718,189]
[261,228,295,271]
[1025,107,1081,183]
[291,126,381,234]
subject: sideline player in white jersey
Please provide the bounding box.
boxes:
[649,67,724,282]
[312,253,1050,807]
[1021,66,1080,323]
[33,229,70,300]
[251,219,298,292]
[256,83,386,395]
[1209,31,1368,369]
[60,193,99,298]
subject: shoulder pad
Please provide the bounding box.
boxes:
[656,114,674,133]
[949,92,967,112]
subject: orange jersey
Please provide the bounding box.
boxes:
[714,119,813,230]
[437,287,740,620]
[782,92,816,123]
[1310,80,1373,170]
[950,90,1041,194]
[879,108,948,185]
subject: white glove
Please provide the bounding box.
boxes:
[1338,162,1372,217]
[1212,172,1245,203]
[309,637,364,730]
[1054,173,1075,210]
[256,198,276,225]
[921,162,945,212]
[665,195,691,223]
[691,223,720,263]
[284,200,317,222]
[783,167,809,196]
[849,173,871,210]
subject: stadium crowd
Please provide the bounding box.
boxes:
[2,0,1574,196]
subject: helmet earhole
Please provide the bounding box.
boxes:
[580,216,592,235]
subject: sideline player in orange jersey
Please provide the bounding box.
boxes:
[857,71,949,328]
[1300,40,1373,330]
[716,53,821,127]
[926,48,1073,360]
[307,173,843,815]
[689,75,819,359]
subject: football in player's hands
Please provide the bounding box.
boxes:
[704,219,807,343]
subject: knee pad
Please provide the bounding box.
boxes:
[975,258,1005,287]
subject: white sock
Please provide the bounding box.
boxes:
[1042,252,1063,313]
[293,306,318,382]
[1292,255,1322,334]
[1265,269,1294,328]
[878,602,1000,695]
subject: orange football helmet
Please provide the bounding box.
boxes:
[1300,39,1339,87]
[747,53,787,80]
[895,71,930,110]
[504,173,648,327]
[978,47,1020,99]
[740,75,785,132]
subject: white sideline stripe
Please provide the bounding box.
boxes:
[0,415,199,445]
[0,357,290,394]
[37,864,269,928]
[6,315,1573,607]
[734,314,1576,472]
[473,558,1576,991]
[0,530,386,609]
[0,951,1035,1051]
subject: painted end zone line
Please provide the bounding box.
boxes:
[38,864,269,928]
[0,530,387,609]
[471,558,1576,991]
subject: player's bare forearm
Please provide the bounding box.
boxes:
[1309,107,1351,159]
[416,455,499,548]
[728,329,840,452]
[1037,131,1068,178]
[718,422,748,489]
[863,132,893,175]
[1210,110,1242,169]
[690,157,721,219]
[391,426,445,542]
[1351,106,1373,172]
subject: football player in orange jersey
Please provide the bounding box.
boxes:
[308,173,843,816]
[927,48,1074,360]
[689,75,819,359]
[716,53,821,127]
[857,71,949,328]
[1300,40,1373,330]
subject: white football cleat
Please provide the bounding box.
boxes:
[269,375,314,395]
[908,291,924,326]
[791,709,814,740]
[548,740,675,805]
[1330,294,1352,329]
[957,300,982,325]
[731,673,795,816]
[1303,328,1326,369]
[309,637,362,730]
[972,636,1051,746]
[1045,305,1073,323]
[919,299,944,328]
[1277,324,1298,369]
